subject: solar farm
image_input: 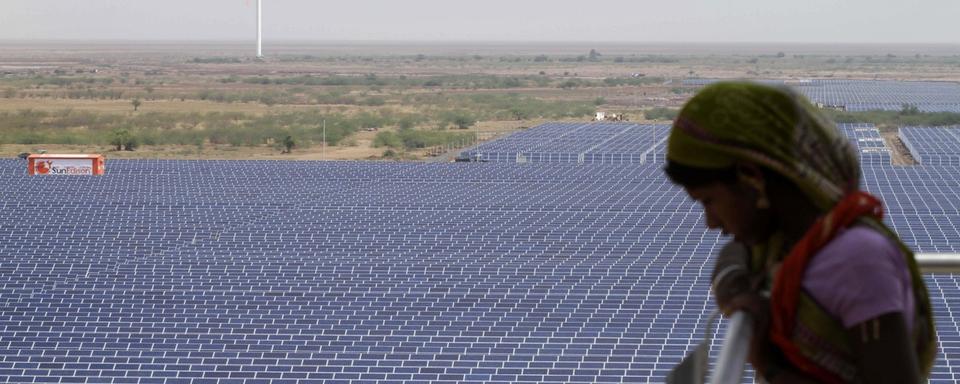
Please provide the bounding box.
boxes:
[4,86,960,382]
[683,79,960,113]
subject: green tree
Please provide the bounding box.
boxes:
[372,131,402,148]
[282,135,295,153]
[110,128,138,151]
[398,116,418,130]
[559,80,580,89]
[644,107,679,121]
[589,49,601,61]
[363,96,386,106]
[900,104,920,116]
[453,116,473,129]
[509,106,531,120]
[445,111,475,130]
[131,98,142,111]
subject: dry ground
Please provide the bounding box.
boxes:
[2,42,957,161]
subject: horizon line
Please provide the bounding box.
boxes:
[0,39,958,46]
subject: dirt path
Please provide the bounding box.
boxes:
[882,130,917,166]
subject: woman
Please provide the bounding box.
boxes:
[664,82,936,383]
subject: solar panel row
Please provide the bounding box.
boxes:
[900,126,960,166]
[682,79,960,113]
[462,123,668,164]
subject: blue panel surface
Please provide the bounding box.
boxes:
[2,120,960,383]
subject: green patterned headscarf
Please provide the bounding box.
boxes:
[667,81,860,211]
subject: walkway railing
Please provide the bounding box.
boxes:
[672,253,960,384]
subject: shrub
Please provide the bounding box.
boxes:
[373,131,402,148]
[110,128,138,151]
[645,108,679,121]
[363,97,387,106]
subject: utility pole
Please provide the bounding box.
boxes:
[322,119,326,160]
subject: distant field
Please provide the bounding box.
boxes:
[0,98,278,114]
[2,41,959,160]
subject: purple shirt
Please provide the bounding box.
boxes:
[802,226,916,331]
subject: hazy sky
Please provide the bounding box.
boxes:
[1,0,958,43]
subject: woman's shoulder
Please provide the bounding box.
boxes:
[804,225,914,328]
[807,225,906,279]
[815,225,903,263]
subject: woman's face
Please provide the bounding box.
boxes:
[684,181,773,245]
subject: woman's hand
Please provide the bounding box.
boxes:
[712,242,782,380]
[711,241,753,314]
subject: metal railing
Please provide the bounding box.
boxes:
[915,253,960,273]
[673,253,960,384]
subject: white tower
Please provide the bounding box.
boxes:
[256,0,263,58]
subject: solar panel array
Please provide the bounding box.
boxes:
[2,122,960,383]
[683,78,960,113]
[462,123,669,165]
[680,79,786,87]
[466,122,891,167]
[838,122,892,166]
[900,126,960,166]
[797,80,960,113]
